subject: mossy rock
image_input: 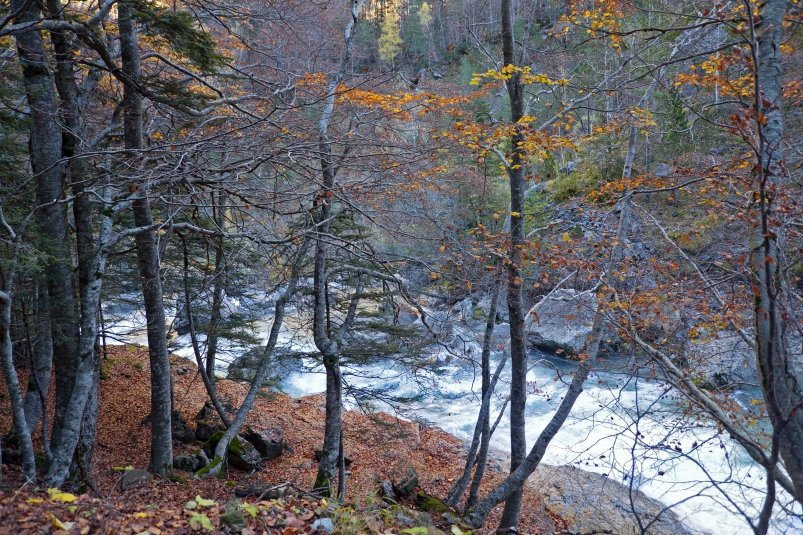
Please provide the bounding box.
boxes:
[202,431,261,471]
[414,492,449,514]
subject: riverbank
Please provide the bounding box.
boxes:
[1,344,560,533]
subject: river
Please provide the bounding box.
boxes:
[105,298,802,534]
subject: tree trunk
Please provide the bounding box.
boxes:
[204,239,310,478]
[23,285,52,434]
[0,292,36,481]
[498,0,528,529]
[10,0,80,459]
[310,0,366,498]
[447,278,503,509]
[751,0,803,502]
[119,0,173,477]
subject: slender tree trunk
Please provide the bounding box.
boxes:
[181,236,231,426]
[498,0,528,529]
[205,227,226,383]
[0,292,36,481]
[23,285,52,434]
[204,240,310,478]
[447,278,503,508]
[118,0,172,476]
[311,0,366,497]
[750,0,803,502]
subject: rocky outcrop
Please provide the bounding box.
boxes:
[684,331,758,389]
[525,289,597,355]
[531,465,692,535]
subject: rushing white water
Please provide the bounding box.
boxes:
[278,331,801,535]
[104,299,802,534]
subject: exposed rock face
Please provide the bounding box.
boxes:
[684,331,758,389]
[532,465,692,535]
[525,289,597,355]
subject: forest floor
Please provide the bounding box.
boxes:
[0,344,559,534]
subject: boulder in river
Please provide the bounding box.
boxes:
[525,289,597,355]
[684,331,758,389]
[532,465,692,535]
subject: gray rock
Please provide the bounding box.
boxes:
[242,426,284,460]
[652,162,673,177]
[684,331,758,389]
[392,465,419,497]
[311,518,334,533]
[526,289,597,355]
[172,410,196,444]
[532,465,692,535]
[173,454,201,472]
[379,479,397,502]
[119,468,152,491]
[195,401,227,443]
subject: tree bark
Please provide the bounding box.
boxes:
[498,0,528,529]
[447,278,504,509]
[23,285,52,435]
[10,0,80,459]
[750,0,803,502]
[311,0,366,498]
[118,0,173,477]
[0,292,36,481]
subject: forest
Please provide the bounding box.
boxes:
[0,0,801,533]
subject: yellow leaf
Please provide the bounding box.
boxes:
[49,513,74,530]
[48,488,78,503]
[510,211,521,217]
[133,512,149,518]
[26,497,44,505]
[562,232,571,242]
[751,399,760,406]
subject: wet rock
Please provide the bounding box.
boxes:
[684,331,758,389]
[203,431,262,471]
[119,468,152,491]
[532,465,692,535]
[525,289,597,355]
[242,426,284,460]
